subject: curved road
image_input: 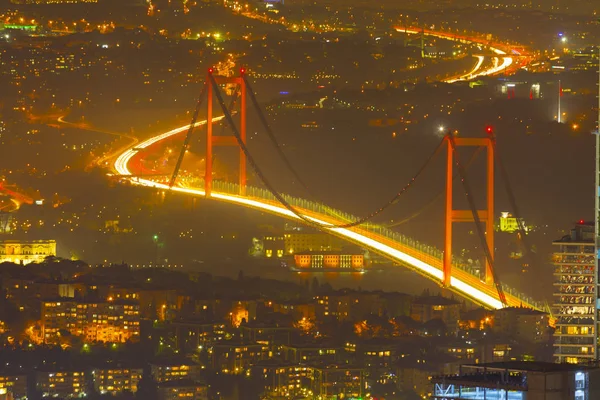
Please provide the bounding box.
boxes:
[395,27,529,83]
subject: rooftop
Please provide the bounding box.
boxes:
[465,361,598,373]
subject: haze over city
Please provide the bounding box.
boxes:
[0,0,599,399]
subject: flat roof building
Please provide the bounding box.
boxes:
[432,361,600,400]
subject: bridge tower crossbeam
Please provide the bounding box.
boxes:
[205,70,247,197]
[444,135,494,287]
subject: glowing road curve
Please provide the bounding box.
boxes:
[396,27,520,83]
[113,119,542,311]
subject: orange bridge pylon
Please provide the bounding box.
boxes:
[205,68,247,197]
[443,133,495,287]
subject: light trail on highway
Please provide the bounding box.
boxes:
[113,118,517,310]
[396,27,521,83]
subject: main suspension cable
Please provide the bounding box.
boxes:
[447,134,507,307]
[209,74,444,229]
[490,135,536,272]
[169,82,208,189]
[242,75,313,195]
[386,147,483,228]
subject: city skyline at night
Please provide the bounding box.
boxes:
[0,0,599,399]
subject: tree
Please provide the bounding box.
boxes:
[136,367,158,400]
[310,277,320,293]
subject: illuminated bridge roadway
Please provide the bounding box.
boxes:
[114,118,543,312]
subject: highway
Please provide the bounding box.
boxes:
[113,119,542,311]
[395,27,528,83]
[57,116,139,167]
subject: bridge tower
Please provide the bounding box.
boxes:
[444,132,495,287]
[205,68,247,197]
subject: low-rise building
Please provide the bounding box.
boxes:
[251,361,311,399]
[432,361,600,399]
[411,295,461,333]
[282,342,341,364]
[397,355,459,399]
[150,359,201,383]
[492,307,549,343]
[240,320,295,347]
[271,300,316,320]
[0,373,27,399]
[352,338,418,368]
[172,320,226,352]
[157,379,208,400]
[36,369,86,398]
[310,364,366,400]
[92,365,143,395]
[210,342,267,374]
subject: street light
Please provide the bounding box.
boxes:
[152,234,159,265]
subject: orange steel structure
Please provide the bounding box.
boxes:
[444,135,494,287]
[205,69,247,197]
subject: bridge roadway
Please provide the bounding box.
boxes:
[114,118,543,311]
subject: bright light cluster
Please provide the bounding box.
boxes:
[396,27,516,83]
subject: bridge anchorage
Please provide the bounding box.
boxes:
[118,68,543,312]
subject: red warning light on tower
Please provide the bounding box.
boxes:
[208,67,214,74]
[240,67,246,74]
[485,126,494,135]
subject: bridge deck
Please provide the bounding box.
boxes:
[158,179,542,311]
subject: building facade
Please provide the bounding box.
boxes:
[433,362,600,400]
[0,374,27,400]
[0,240,56,265]
[92,367,143,395]
[310,365,366,400]
[36,370,86,398]
[157,380,208,400]
[41,299,140,344]
[552,223,596,363]
[410,295,461,333]
[492,307,549,343]
[293,251,364,270]
[150,360,201,383]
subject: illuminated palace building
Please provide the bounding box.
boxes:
[41,299,140,344]
[0,240,56,265]
[262,228,347,258]
[262,227,365,271]
[552,222,597,364]
[293,251,364,271]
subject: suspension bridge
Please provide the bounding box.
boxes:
[114,69,543,312]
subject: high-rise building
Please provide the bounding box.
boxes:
[552,222,596,363]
